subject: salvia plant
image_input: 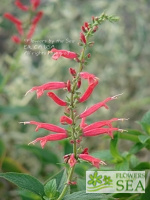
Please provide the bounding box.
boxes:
[1,1,132,199]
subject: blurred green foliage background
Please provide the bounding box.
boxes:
[0,0,150,199]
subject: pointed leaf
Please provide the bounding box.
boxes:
[0,172,44,197]
[0,140,6,167]
[2,157,28,173]
[18,145,60,166]
[115,158,129,171]
[133,162,150,170]
[44,179,59,199]
[64,190,114,200]
[45,169,68,194]
[129,143,145,154]
[140,110,150,134]
[138,135,150,144]
[110,134,123,161]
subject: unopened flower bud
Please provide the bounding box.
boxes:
[67,80,71,92]
[87,53,91,58]
[69,68,76,77]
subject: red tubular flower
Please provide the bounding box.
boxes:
[81,147,89,154]
[79,153,106,169]
[15,24,24,35]
[79,78,98,103]
[4,13,22,25]
[80,72,96,84]
[83,118,122,131]
[68,154,77,167]
[27,24,36,40]
[20,121,66,133]
[80,32,86,44]
[83,127,120,139]
[27,11,43,39]
[15,0,29,11]
[28,133,68,148]
[11,35,21,43]
[48,48,78,60]
[25,81,66,98]
[47,92,67,106]
[26,11,43,39]
[32,11,43,25]
[60,116,73,125]
[80,117,88,128]
[79,94,123,118]
[31,0,40,10]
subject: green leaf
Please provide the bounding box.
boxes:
[18,190,41,200]
[45,169,68,194]
[0,172,45,197]
[57,169,68,193]
[75,163,89,177]
[129,155,140,169]
[133,162,150,170]
[138,135,150,144]
[140,110,150,134]
[2,157,28,173]
[141,110,150,124]
[18,145,60,166]
[44,179,59,199]
[140,122,150,135]
[115,158,129,171]
[0,106,40,116]
[64,190,113,200]
[0,140,6,167]
[110,134,123,162]
[125,129,143,136]
[140,176,150,200]
[91,150,113,161]
[77,178,86,191]
[129,143,145,154]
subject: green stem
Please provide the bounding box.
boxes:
[57,166,75,200]
[56,42,88,200]
[0,46,23,93]
[57,14,112,200]
[118,132,140,143]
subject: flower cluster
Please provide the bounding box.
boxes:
[21,13,122,198]
[3,0,43,44]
